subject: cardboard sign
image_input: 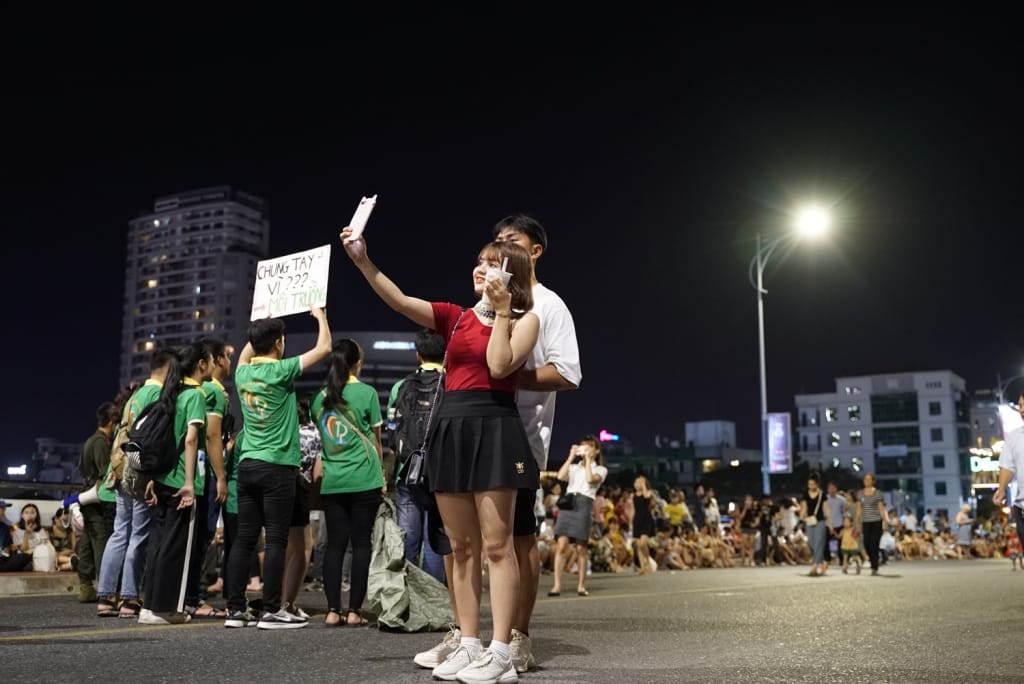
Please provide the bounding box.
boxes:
[250,244,331,320]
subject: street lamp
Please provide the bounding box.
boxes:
[749,205,832,496]
[996,372,1024,404]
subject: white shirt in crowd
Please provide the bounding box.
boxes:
[999,426,1024,507]
[516,282,582,470]
[565,462,608,499]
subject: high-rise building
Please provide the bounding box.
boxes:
[795,370,971,519]
[120,186,269,385]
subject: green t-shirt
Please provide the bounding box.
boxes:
[156,384,208,492]
[235,356,302,467]
[202,378,229,481]
[225,430,241,515]
[311,380,384,495]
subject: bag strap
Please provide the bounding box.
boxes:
[419,309,466,449]
[811,491,823,518]
[333,409,378,464]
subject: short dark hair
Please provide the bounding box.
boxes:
[96,401,115,427]
[414,329,445,363]
[149,347,178,372]
[248,318,286,355]
[198,336,227,359]
[492,213,548,251]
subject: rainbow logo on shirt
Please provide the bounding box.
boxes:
[322,414,350,446]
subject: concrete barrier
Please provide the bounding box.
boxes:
[0,571,77,598]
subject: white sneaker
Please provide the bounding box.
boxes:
[284,603,310,620]
[256,608,309,630]
[509,629,536,673]
[138,609,191,625]
[415,627,461,668]
[431,644,475,681]
[454,648,517,683]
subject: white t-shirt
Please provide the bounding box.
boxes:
[1000,427,1024,506]
[517,282,582,470]
[565,462,608,499]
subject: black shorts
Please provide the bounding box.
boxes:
[290,475,311,527]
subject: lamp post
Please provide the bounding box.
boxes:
[996,372,1024,404]
[749,206,831,496]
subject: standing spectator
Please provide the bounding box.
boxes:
[76,401,117,602]
[387,328,448,584]
[96,351,172,619]
[312,339,385,627]
[737,495,760,567]
[224,308,332,630]
[704,487,721,537]
[0,500,33,572]
[902,507,919,533]
[549,437,607,597]
[856,473,889,576]
[954,504,974,558]
[994,403,1024,550]
[342,229,539,683]
[494,214,582,675]
[689,484,708,533]
[800,474,830,576]
[139,342,212,625]
[631,476,657,575]
[825,481,847,563]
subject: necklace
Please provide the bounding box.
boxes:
[475,304,496,320]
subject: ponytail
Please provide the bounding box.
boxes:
[322,339,363,411]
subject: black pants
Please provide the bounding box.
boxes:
[862,520,883,571]
[143,482,198,614]
[0,552,33,572]
[322,488,381,614]
[222,512,261,582]
[77,502,115,583]
[226,459,295,615]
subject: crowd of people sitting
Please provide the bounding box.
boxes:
[531,478,1024,579]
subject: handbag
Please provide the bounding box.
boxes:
[402,310,465,507]
[556,491,577,510]
[805,491,823,527]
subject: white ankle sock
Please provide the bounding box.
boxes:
[460,637,482,657]
[489,640,510,660]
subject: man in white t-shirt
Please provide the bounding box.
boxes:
[498,214,582,672]
[994,393,1024,548]
[411,214,582,674]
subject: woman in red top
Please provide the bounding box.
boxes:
[341,227,539,682]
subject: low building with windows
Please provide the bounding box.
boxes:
[795,370,971,520]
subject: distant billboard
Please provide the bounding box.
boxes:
[767,412,792,474]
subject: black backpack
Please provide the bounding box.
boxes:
[123,388,194,477]
[390,369,444,465]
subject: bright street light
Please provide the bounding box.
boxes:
[749,204,832,495]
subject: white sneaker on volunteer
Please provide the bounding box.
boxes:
[430,644,477,681]
[414,626,461,668]
[453,648,517,683]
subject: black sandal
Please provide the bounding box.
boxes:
[343,609,368,627]
[324,609,343,627]
[97,596,119,618]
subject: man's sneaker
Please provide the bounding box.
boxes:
[138,609,191,625]
[415,627,461,668]
[454,648,518,683]
[430,644,475,681]
[509,629,536,673]
[256,608,309,630]
[224,609,259,628]
[284,603,310,620]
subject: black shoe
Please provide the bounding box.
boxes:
[224,609,258,628]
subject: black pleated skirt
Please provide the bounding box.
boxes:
[427,390,538,494]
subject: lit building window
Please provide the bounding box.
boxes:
[144,340,155,351]
[147,279,159,288]
[829,432,840,447]
[831,457,841,468]
[848,405,861,422]
[850,430,862,445]
[852,457,863,472]
[825,407,838,423]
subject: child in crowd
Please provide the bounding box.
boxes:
[1007,527,1022,571]
[840,515,862,575]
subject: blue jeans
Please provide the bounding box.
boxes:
[97,491,152,600]
[226,459,296,614]
[394,483,445,583]
[807,520,828,565]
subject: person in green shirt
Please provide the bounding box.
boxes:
[311,338,385,627]
[139,342,212,625]
[224,308,332,630]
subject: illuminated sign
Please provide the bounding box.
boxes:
[372,341,416,350]
[598,429,620,442]
[767,412,792,474]
[970,455,1000,473]
[7,465,26,476]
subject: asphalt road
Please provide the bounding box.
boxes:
[2,559,1021,683]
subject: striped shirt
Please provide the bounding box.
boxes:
[859,489,885,523]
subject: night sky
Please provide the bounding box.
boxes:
[3,9,1021,468]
